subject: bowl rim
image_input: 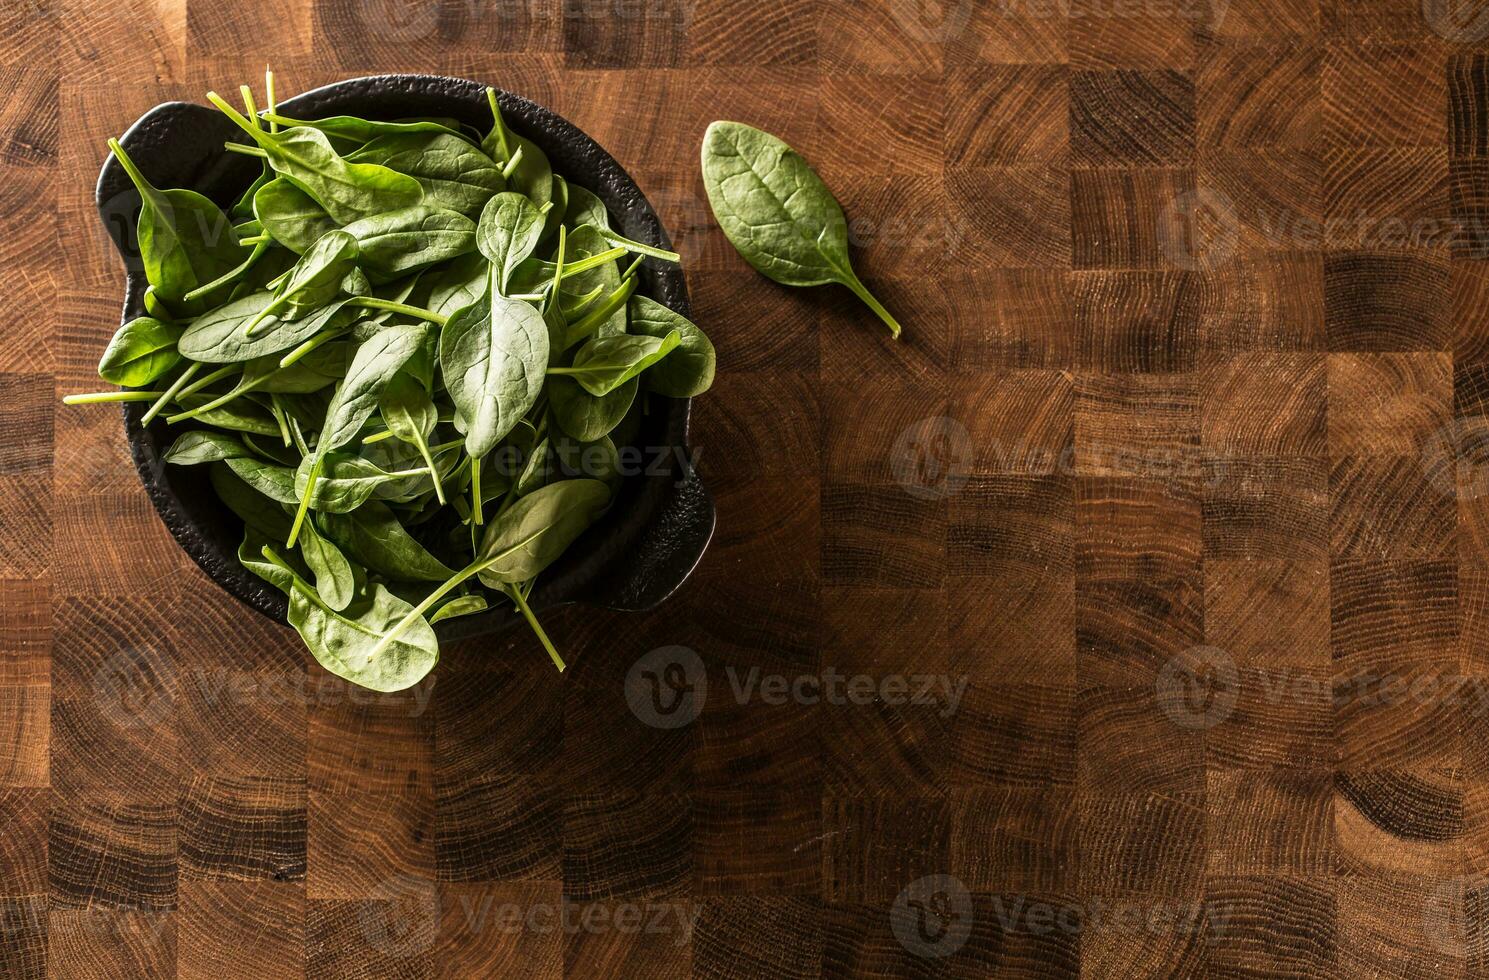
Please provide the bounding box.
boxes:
[95,72,714,644]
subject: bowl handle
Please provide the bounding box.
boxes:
[594,465,716,613]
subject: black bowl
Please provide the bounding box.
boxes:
[96,73,715,643]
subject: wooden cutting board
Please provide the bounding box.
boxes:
[5,0,1487,975]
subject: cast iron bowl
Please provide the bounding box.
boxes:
[96,74,715,644]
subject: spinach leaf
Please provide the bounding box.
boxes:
[481,89,553,210]
[474,479,611,586]
[700,120,903,338]
[212,463,295,539]
[298,519,358,611]
[342,206,477,278]
[627,296,716,397]
[162,430,251,465]
[551,330,682,396]
[263,112,467,144]
[439,288,548,458]
[319,501,456,582]
[210,94,425,224]
[563,184,611,231]
[318,324,430,456]
[98,316,183,387]
[378,373,445,504]
[429,594,488,624]
[253,178,339,254]
[109,138,249,310]
[294,452,423,513]
[225,456,300,503]
[475,192,545,293]
[251,230,360,330]
[547,375,637,442]
[349,133,505,217]
[179,292,358,363]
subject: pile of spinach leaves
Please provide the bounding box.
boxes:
[69,75,715,691]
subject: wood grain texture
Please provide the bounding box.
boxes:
[7,0,1489,975]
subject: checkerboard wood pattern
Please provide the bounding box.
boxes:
[7,0,1489,975]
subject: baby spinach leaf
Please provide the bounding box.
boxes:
[212,463,295,540]
[701,120,903,338]
[109,138,249,310]
[474,478,611,586]
[349,133,505,217]
[318,324,430,457]
[263,112,467,144]
[563,184,611,231]
[343,206,477,278]
[378,373,445,504]
[252,230,360,329]
[481,89,553,210]
[439,287,549,458]
[225,456,300,503]
[211,94,425,225]
[421,252,492,318]
[547,375,637,443]
[628,296,716,397]
[294,452,422,513]
[98,316,183,387]
[179,292,359,363]
[552,330,681,396]
[429,594,488,624]
[253,178,339,254]
[298,519,358,612]
[476,192,545,292]
[319,500,456,582]
[162,430,251,465]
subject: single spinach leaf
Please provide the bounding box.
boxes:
[700,120,903,338]
[429,594,488,624]
[253,178,339,254]
[254,230,360,327]
[553,330,682,396]
[342,206,477,278]
[547,375,638,443]
[98,316,183,387]
[212,463,295,539]
[179,292,359,363]
[349,133,505,217]
[475,192,545,293]
[474,478,611,587]
[438,287,548,458]
[109,138,249,310]
[481,89,553,210]
[263,112,467,144]
[319,501,457,582]
[211,95,426,225]
[563,184,611,231]
[294,452,421,513]
[162,430,251,465]
[298,519,358,611]
[627,296,716,397]
[225,456,300,503]
[318,324,430,456]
